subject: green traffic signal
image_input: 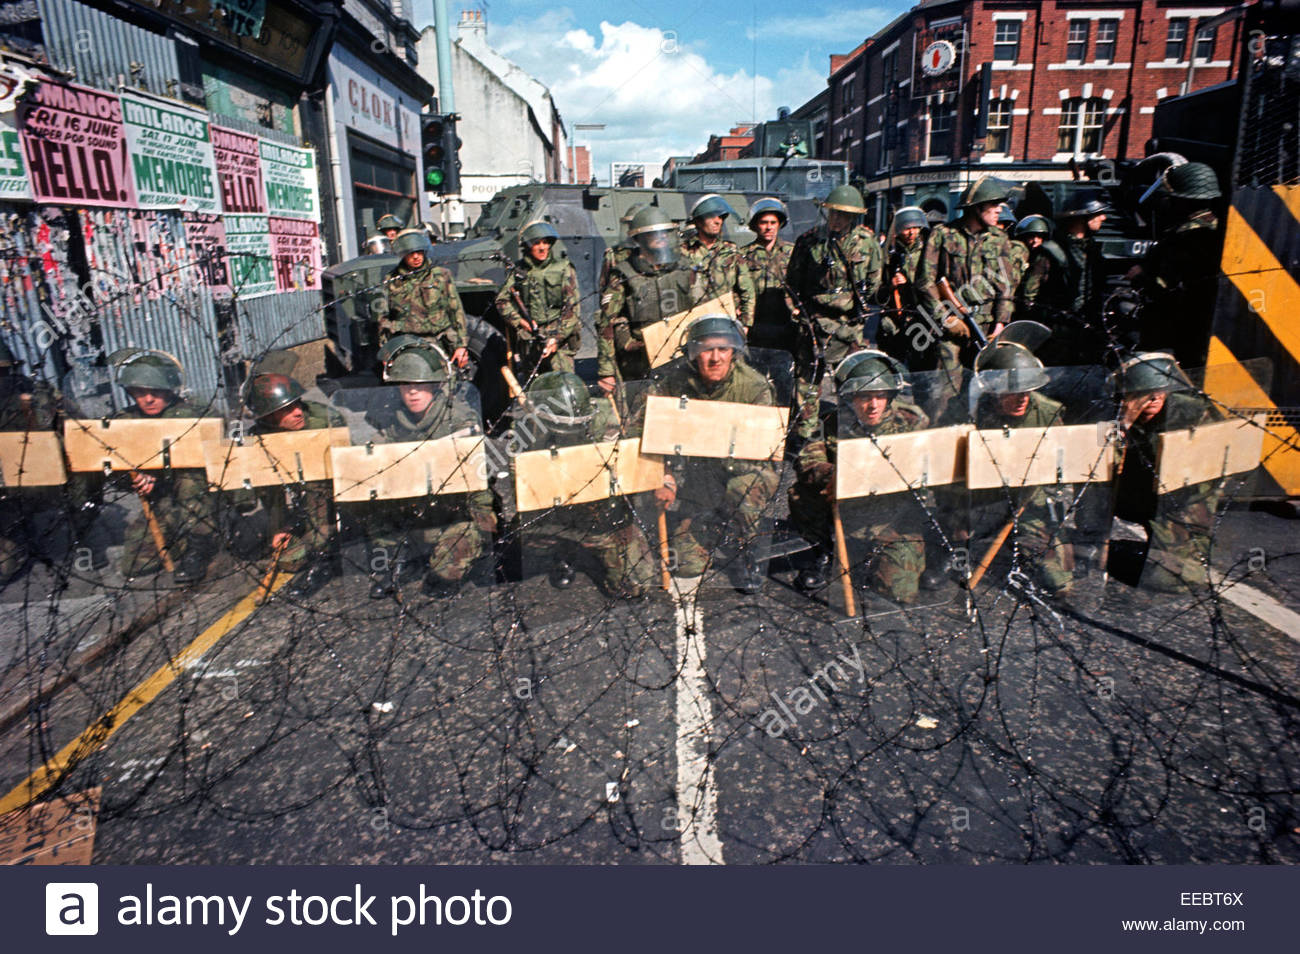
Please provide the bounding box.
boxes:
[426,168,445,188]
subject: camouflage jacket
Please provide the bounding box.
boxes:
[1116,391,1221,521]
[495,254,581,351]
[882,236,925,309]
[379,259,468,354]
[796,400,929,491]
[599,243,634,289]
[680,236,756,326]
[915,220,1016,329]
[786,224,883,328]
[1018,235,1105,322]
[379,389,480,444]
[1143,209,1221,297]
[1007,241,1031,293]
[743,239,795,319]
[596,256,704,379]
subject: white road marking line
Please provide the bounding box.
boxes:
[1210,571,1300,643]
[672,577,723,865]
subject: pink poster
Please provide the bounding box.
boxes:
[211,124,267,215]
[18,80,136,208]
[269,215,321,293]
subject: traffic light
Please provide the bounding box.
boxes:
[421,113,461,194]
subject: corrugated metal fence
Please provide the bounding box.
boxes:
[37,0,182,100]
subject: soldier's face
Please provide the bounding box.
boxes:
[1124,390,1167,424]
[977,202,1003,229]
[851,392,892,427]
[399,383,436,414]
[127,387,171,417]
[527,238,553,263]
[1087,213,1106,232]
[1027,235,1043,249]
[754,213,781,244]
[696,214,724,239]
[998,391,1030,418]
[695,342,734,384]
[900,226,921,245]
[267,401,306,431]
[827,210,854,234]
[403,251,425,269]
[384,228,399,241]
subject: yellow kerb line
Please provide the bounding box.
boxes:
[0,575,291,816]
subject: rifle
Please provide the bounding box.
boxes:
[826,232,880,344]
[935,276,990,347]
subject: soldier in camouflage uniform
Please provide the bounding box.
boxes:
[913,177,1017,418]
[495,220,582,378]
[787,350,930,601]
[1130,162,1223,369]
[965,340,1074,597]
[375,229,470,370]
[649,316,779,592]
[365,336,496,599]
[1007,214,1049,294]
[0,338,60,583]
[1111,352,1222,593]
[1018,195,1109,366]
[596,206,704,394]
[880,206,929,367]
[111,349,215,583]
[786,185,884,405]
[679,194,756,328]
[243,372,345,599]
[376,213,404,244]
[742,197,797,355]
[598,204,643,289]
[515,372,657,597]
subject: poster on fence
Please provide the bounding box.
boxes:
[224,213,275,298]
[0,66,33,200]
[18,80,136,208]
[269,216,321,293]
[211,125,267,215]
[120,91,220,214]
[260,139,319,221]
[183,212,231,299]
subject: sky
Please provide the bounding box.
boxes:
[414,1,908,183]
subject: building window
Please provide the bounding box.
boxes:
[993,21,1021,62]
[839,128,852,158]
[986,99,1012,154]
[1057,97,1106,155]
[1166,18,1189,60]
[882,48,898,84]
[1067,20,1090,61]
[928,103,956,159]
[1194,20,1216,60]
[841,81,855,111]
[1095,19,1118,63]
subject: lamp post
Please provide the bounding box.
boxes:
[573,122,605,185]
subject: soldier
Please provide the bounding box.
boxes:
[599,204,644,289]
[376,213,404,244]
[913,176,1016,380]
[366,336,495,599]
[495,220,581,378]
[787,350,929,601]
[0,338,59,583]
[1130,162,1223,369]
[997,205,1018,234]
[244,372,345,599]
[1111,352,1221,593]
[596,206,702,395]
[1008,214,1050,294]
[785,184,884,410]
[1019,194,1109,365]
[649,316,779,592]
[110,349,215,583]
[741,197,797,354]
[679,194,756,328]
[966,340,1074,598]
[374,228,469,370]
[881,206,929,365]
[515,372,656,596]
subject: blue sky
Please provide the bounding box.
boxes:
[414,1,908,182]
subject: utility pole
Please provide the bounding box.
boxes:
[432,0,464,239]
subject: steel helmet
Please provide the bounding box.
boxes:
[1015,215,1052,238]
[958,176,1012,209]
[1057,192,1110,219]
[526,372,594,428]
[628,206,676,238]
[628,206,680,267]
[892,206,927,231]
[1111,351,1193,395]
[246,373,305,419]
[973,341,1049,393]
[835,349,907,397]
[620,204,645,226]
[392,228,431,257]
[376,214,404,232]
[111,348,183,393]
[1161,161,1221,200]
[689,193,733,221]
[378,334,451,384]
[821,185,867,214]
[998,205,1018,227]
[747,197,788,229]
[520,220,560,248]
[684,314,747,360]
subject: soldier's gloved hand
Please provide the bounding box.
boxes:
[803,460,834,491]
[542,338,558,358]
[452,347,469,368]
[654,475,677,508]
[943,314,971,340]
[597,376,616,395]
[131,472,156,496]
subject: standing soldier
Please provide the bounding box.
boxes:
[495,220,581,379]
[680,194,756,329]
[376,214,404,244]
[1008,214,1050,294]
[649,316,779,593]
[1019,194,1110,365]
[599,204,644,288]
[244,373,345,599]
[742,197,797,355]
[785,185,884,412]
[596,206,701,394]
[1130,162,1223,369]
[881,206,929,365]
[366,336,495,599]
[375,228,469,370]
[110,349,215,583]
[787,350,929,600]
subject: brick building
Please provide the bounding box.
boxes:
[817,0,1243,226]
[693,125,757,163]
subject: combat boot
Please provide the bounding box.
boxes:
[172,550,207,584]
[795,546,832,592]
[549,559,575,590]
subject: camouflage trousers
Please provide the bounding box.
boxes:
[370,490,496,583]
[512,338,577,380]
[787,485,926,603]
[266,482,335,573]
[794,315,864,419]
[120,470,215,577]
[1140,486,1218,593]
[667,465,779,578]
[530,503,657,596]
[964,487,1073,595]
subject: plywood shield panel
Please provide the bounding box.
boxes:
[967,422,1114,490]
[204,428,350,489]
[640,293,736,368]
[0,431,67,486]
[836,424,971,499]
[63,418,224,472]
[330,436,488,502]
[515,438,664,512]
[640,394,788,461]
[1156,414,1267,489]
